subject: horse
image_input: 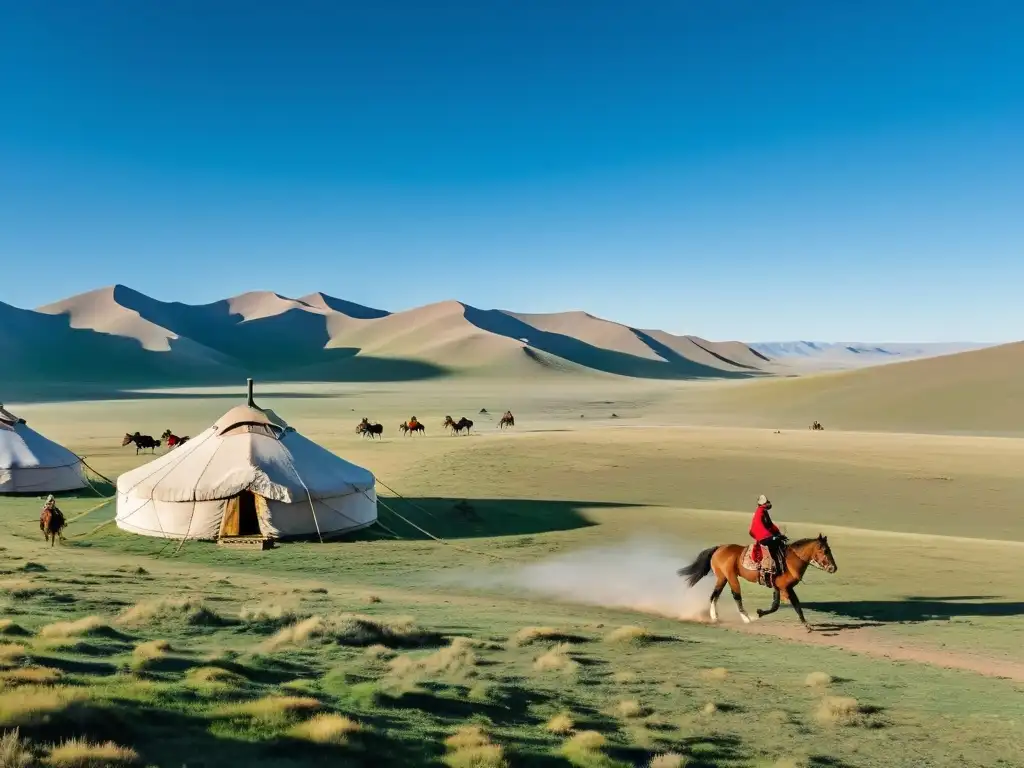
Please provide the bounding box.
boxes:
[809,421,824,431]
[676,534,837,631]
[356,418,384,440]
[442,416,473,435]
[122,432,161,454]
[498,411,515,429]
[40,504,66,547]
[160,429,190,449]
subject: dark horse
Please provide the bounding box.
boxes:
[677,534,838,631]
[122,432,160,454]
[160,429,190,449]
[442,416,473,435]
[498,411,515,429]
[40,500,67,547]
[356,418,384,440]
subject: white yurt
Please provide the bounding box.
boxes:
[115,384,377,541]
[0,404,87,494]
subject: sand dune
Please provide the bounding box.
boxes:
[751,340,990,369]
[11,284,780,390]
[706,341,1024,434]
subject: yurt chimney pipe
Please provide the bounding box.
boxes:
[247,379,254,407]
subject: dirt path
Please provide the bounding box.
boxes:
[737,620,1024,682]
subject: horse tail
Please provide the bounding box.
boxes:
[677,546,719,588]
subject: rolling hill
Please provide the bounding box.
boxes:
[5,285,773,392]
[707,340,1024,434]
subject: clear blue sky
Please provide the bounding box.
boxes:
[1,1,1021,342]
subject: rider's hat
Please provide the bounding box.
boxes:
[45,494,55,505]
[757,494,769,505]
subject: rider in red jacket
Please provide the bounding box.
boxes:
[750,494,787,574]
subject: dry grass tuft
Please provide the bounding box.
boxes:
[443,725,507,768]
[560,731,610,765]
[0,666,62,686]
[804,671,833,688]
[38,617,112,640]
[185,666,248,689]
[289,713,363,745]
[365,594,382,604]
[612,671,639,685]
[649,753,687,768]
[219,695,322,724]
[510,626,576,647]
[545,712,575,735]
[130,640,171,672]
[0,686,88,727]
[700,667,728,682]
[388,637,477,681]
[46,737,139,767]
[604,625,654,645]
[263,613,434,653]
[0,621,30,638]
[262,616,328,652]
[533,643,579,674]
[331,613,435,647]
[0,727,32,767]
[615,699,648,719]
[815,696,866,727]
[701,702,717,716]
[239,602,300,628]
[364,644,395,660]
[0,644,27,670]
[116,598,222,627]
[0,580,45,599]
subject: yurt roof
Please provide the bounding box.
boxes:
[0,404,25,426]
[116,403,373,504]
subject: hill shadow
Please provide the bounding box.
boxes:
[807,596,1024,623]
[463,305,759,380]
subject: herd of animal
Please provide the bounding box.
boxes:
[121,429,189,454]
[121,412,516,450]
[357,411,515,440]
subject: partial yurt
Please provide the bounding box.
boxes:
[115,383,377,541]
[0,404,87,494]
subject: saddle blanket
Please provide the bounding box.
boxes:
[741,544,778,574]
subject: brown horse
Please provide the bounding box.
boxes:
[40,503,67,547]
[122,432,160,454]
[498,411,515,429]
[160,429,190,449]
[677,534,838,631]
[442,415,473,435]
[356,418,384,439]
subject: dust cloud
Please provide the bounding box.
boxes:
[439,536,733,622]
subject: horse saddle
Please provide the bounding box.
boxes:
[741,544,779,574]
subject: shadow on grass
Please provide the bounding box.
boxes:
[354,496,638,541]
[74,497,637,559]
[807,596,1024,623]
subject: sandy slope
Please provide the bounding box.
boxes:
[700,340,1024,433]
[20,286,772,385]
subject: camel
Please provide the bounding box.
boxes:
[442,415,473,435]
[356,418,384,439]
[498,411,515,429]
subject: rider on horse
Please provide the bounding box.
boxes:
[409,416,419,428]
[750,494,787,574]
[41,494,66,530]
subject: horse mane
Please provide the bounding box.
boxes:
[789,537,818,548]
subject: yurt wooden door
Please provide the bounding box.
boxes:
[220,491,263,538]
